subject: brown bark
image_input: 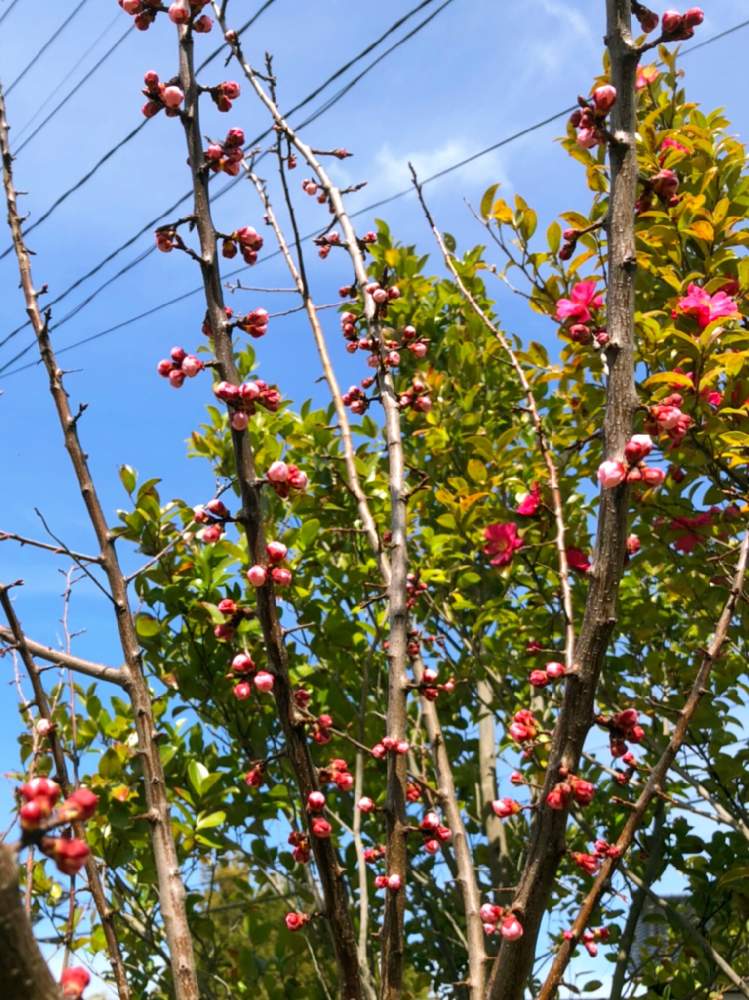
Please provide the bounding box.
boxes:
[174,26,362,998]
[537,529,749,999]
[0,843,62,1000]
[0,85,199,1000]
[0,587,131,999]
[484,4,640,996]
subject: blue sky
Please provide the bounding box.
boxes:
[1,1,748,995]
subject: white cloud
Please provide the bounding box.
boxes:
[369,138,512,199]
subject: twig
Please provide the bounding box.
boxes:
[0,530,101,564]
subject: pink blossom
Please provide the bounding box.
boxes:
[500,915,524,941]
[516,483,541,517]
[491,798,521,819]
[566,547,591,574]
[597,459,627,489]
[677,283,739,329]
[483,523,523,567]
[555,281,604,324]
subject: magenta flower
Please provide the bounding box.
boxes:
[676,283,739,329]
[483,523,523,567]
[516,483,541,517]
[555,281,604,324]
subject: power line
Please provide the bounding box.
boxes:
[0,0,453,355]
[4,0,94,98]
[0,0,21,28]
[1,11,745,380]
[0,0,279,263]
[14,23,133,154]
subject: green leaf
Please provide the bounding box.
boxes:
[119,464,137,494]
[196,810,226,831]
[135,613,160,638]
[188,761,210,796]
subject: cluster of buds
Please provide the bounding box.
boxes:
[366,280,401,309]
[284,911,311,932]
[213,378,282,431]
[341,384,370,415]
[480,904,524,941]
[364,844,386,863]
[374,872,402,893]
[528,659,566,688]
[19,779,98,878]
[406,573,429,609]
[244,762,265,789]
[414,664,455,703]
[61,967,91,999]
[229,651,274,700]
[306,791,332,838]
[645,394,693,445]
[208,80,241,113]
[310,714,333,745]
[661,7,704,40]
[288,829,311,864]
[406,781,422,803]
[246,540,292,589]
[193,497,230,544]
[491,797,522,820]
[597,434,665,490]
[167,0,212,30]
[638,167,680,214]
[401,323,429,358]
[156,346,204,388]
[266,460,308,498]
[546,772,596,810]
[508,709,539,744]
[419,810,452,854]
[318,758,354,792]
[398,375,432,413]
[141,71,183,118]
[205,128,245,176]
[301,177,327,204]
[235,307,270,339]
[117,0,162,31]
[570,84,617,149]
[563,925,610,958]
[631,1,660,33]
[554,280,607,348]
[221,225,264,265]
[570,850,599,875]
[314,230,342,260]
[371,735,410,759]
[213,599,253,642]
[598,707,645,759]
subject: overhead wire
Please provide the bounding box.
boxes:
[0,0,21,28]
[1,11,746,380]
[0,0,455,359]
[0,0,279,263]
[4,0,94,99]
[14,23,133,154]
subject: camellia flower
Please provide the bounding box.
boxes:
[676,283,739,329]
[483,522,523,567]
[516,483,541,517]
[566,547,591,574]
[555,281,604,324]
[285,911,310,932]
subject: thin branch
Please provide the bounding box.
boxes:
[0,80,198,1000]
[537,529,749,1000]
[0,622,129,687]
[0,530,101,564]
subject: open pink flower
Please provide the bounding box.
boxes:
[555,281,604,324]
[516,483,541,517]
[676,283,739,329]
[483,523,523,567]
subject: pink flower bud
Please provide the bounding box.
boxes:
[267,460,289,483]
[684,7,704,27]
[271,567,293,587]
[624,434,653,463]
[61,967,91,999]
[491,798,521,819]
[641,466,665,487]
[307,791,326,811]
[182,355,203,378]
[233,682,252,700]
[592,84,617,113]
[254,671,274,694]
[372,288,388,304]
[597,459,627,489]
[529,669,549,688]
[168,369,185,389]
[310,816,332,838]
[357,796,376,813]
[168,0,190,24]
[161,86,184,109]
[35,718,55,737]
[546,661,565,680]
[232,653,255,674]
[266,541,288,563]
[661,10,683,34]
[395,740,410,755]
[231,411,249,431]
[246,565,267,587]
[284,911,309,932]
[387,874,402,892]
[500,914,524,941]
[222,81,241,100]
